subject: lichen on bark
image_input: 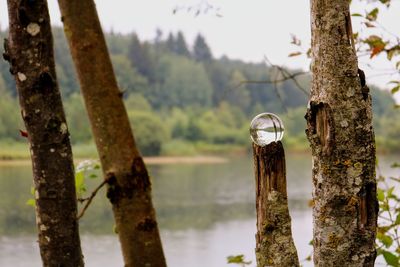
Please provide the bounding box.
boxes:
[253,142,299,267]
[4,0,83,266]
[307,1,378,266]
[57,0,166,266]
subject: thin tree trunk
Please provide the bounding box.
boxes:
[4,1,83,266]
[57,1,166,266]
[306,1,378,266]
[252,141,299,267]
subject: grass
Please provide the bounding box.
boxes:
[0,141,99,160]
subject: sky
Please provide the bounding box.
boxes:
[0,0,399,99]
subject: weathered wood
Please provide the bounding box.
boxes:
[57,1,166,266]
[307,1,378,266]
[252,141,299,267]
[4,0,83,266]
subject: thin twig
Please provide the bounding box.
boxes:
[264,55,310,96]
[76,179,108,220]
[240,71,308,85]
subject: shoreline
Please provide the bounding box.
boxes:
[0,155,229,166]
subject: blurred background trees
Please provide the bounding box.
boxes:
[0,27,398,156]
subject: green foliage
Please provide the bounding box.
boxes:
[75,160,100,198]
[153,54,213,109]
[376,164,400,266]
[64,93,92,144]
[0,27,399,155]
[193,34,213,62]
[0,90,22,140]
[128,111,169,156]
[227,254,251,267]
[111,55,148,94]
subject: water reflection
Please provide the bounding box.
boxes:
[4,153,395,266]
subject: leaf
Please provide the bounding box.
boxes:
[377,232,394,248]
[390,162,400,168]
[395,213,400,225]
[227,255,245,264]
[26,199,35,207]
[370,44,385,58]
[19,129,28,138]
[227,255,251,265]
[366,8,379,21]
[351,13,363,17]
[386,187,395,199]
[75,171,86,195]
[288,51,302,57]
[387,45,400,60]
[391,86,400,94]
[379,0,391,7]
[377,188,385,202]
[364,22,375,28]
[382,250,399,267]
[290,34,301,46]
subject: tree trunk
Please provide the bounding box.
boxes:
[252,141,299,267]
[56,1,166,266]
[306,1,378,266]
[4,1,83,266]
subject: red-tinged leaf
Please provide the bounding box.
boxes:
[364,35,385,48]
[288,51,302,57]
[370,44,385,58]
[19,129,28,138]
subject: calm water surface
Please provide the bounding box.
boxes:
[0,153,397,267]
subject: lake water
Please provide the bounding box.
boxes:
[0,153,398,267]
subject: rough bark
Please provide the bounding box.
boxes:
[306,1,378,266]
[57,1,166,266]
[4,1,83,266]
[252,141,299,267]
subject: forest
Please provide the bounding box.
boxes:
[0,27,398,157]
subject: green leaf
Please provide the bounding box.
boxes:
[26,199,35,207]
[227,255,251,265]
[75,171,86,195]
[351,13,363,17]
[387,186,395,198]
[366,8,379,21]
[391,162,400,168]
[378,188,385,202]
[395,213,400,225]
[382,250,399,266]
[377,232,394,248]
[89,174,98,179]
[391,86,400,94]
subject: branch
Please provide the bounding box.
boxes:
[240,71,308,85]
[264,56,310,96]
[76,178,108,220]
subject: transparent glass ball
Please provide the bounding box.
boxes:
[249,113,285,146]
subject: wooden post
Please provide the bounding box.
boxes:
[252,141,299,267]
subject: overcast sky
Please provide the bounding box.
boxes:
[1,0,399,97]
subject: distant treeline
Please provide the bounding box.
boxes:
[0,28,398,155]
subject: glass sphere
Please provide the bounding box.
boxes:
[249,113,284,146]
